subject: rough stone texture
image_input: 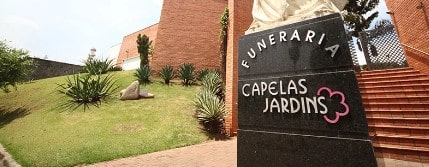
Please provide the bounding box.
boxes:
[151,0,227,73]
[224,0,254,136]
[28,58,83,80]
[119,81,140,100]
[116,24,159,67]
[385,0,429,75]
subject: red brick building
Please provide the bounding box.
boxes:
[117,0,429,140]
[114,0,429,163]
[224,0,253,136]
[116,0,227,72]
[385,0,429,75]
[116,24,158,68]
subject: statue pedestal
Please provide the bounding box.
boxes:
[237,14,377,166]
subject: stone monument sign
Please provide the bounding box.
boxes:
[247,0,348,34]
[237,1,377,166]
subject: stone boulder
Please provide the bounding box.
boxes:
[119,81,140,100]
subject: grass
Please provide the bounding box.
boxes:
[0,71,208,167]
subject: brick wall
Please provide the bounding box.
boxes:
[385,0,429,75]
[151,0,227,72]
[29,58,83,80]
[116,24,158,67]
[224,0,253,136]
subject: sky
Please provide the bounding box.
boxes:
[0,0,163,65]
[0,0,390,65]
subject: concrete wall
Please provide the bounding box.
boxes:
[122,57,141,71]
[385,0,429,75]
[108,43,121,66]
[29,58,83,80]
[151,0,227,72]
[117,24,159,67]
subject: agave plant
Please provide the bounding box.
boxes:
[159,65,174,85]
[57,73,118,110]
[201,71,223,99]
[177,63,195,86]
[84,58,114,75]
[197,68,209,81]
[194,89,226,133]
[134,65,153,85]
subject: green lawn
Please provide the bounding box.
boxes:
[0,71,208,167]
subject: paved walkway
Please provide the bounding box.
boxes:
[84,137,429,167]
[85,138,237,167]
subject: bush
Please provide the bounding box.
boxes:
[84,58,114,75]
[57,73,118,110]
[201,71,223,99]
[134,65,153,85]
[0,40,35,92]
[197,68,210,81]
[159,65,174,85]
[194,89,226,133]
[109,66,122,71]
[178,63,195,86]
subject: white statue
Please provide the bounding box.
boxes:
[247,0,348,34]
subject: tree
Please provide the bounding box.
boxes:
[343,0,380,37]
[136,34,153,68]
[0,40,34,92]
[374,19,392,29]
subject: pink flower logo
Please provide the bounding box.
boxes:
[317,87,350,124]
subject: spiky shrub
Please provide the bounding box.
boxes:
[134,65,153,85]
[109,66,122,71]
[194,89,226,133]
[177,63,195,86]
[84,58,114,75]
[201,71,223,100]
[159,65,174,85]
[57,73,118,110]
[197,68,210,81]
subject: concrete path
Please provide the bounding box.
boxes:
[85,138,237,167]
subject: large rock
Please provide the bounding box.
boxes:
[119,81,140,100]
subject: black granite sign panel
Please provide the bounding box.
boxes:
[238,14,353,78]
[238,130,377,167]
[237,13,376,167]
[238,70,369,139]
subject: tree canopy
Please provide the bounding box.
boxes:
[343,0,380,37]
[136,34,153,68]
[0,40,34,92]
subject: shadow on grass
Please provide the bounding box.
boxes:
[0,106,30,128]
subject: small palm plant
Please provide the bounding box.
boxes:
[159,65,174,85]
[177,63,195,86]
[134,65,153,85]
[57,73,118,110]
